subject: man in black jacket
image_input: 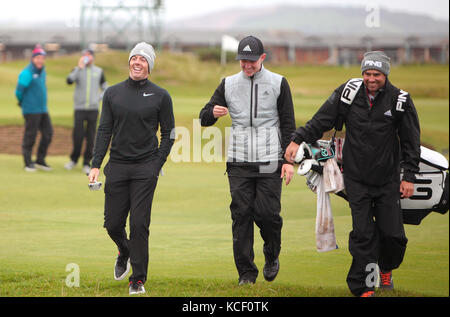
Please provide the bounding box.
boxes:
[88,42,175,295]
[285,51,420,297]
[200,36,296,285]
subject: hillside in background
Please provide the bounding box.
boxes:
[166,5,449,35]
[1,5,448,36]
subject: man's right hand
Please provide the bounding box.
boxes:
[88,168,100,183]
[213,105,228,118]
[284,141,300,164]
[78,56,86,69]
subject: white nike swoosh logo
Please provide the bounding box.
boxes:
[143,93,154,97]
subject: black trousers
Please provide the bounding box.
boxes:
[344,177,408,296]
[228,175,283,282]
[103,160,160,284]
[70,110,98,166]
[22,113,53,166]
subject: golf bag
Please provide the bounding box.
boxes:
[294,139,449,225]
[400,146,449,224]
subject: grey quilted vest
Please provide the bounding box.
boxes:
[224,65,283,163]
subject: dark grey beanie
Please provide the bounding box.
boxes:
[361,51,390,76]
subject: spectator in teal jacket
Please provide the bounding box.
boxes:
[15,44,53,172]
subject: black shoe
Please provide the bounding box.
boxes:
[238,279,255,286]
[263,258,279,282]
[114,253,130,281]
[129,280,146,295]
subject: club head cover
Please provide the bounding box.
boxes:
[294,142,313,164]
[297,159,318,176]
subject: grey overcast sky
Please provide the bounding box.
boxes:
[0,0,448,24]
[163,0,449,21]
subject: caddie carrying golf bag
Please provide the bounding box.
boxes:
[294,139,449,225]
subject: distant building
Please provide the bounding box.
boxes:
[1,26,448,65]
[162,29,449,65]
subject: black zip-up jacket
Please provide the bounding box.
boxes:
[91,77,175,169]
[292,78,420,186]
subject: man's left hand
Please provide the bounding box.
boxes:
[281,163,294,185]
[400,180,414,198]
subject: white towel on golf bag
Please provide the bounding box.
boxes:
[315,158,344,252]
[323,158,344,194]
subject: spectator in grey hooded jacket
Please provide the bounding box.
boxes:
[65,49,108,175]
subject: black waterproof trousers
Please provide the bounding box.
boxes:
[70,110,98,166]
[227,170,283,283]
[103,159,160,284]
[344,177,408,296]
[22,112,53,167]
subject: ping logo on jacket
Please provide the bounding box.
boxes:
[396,90,408,112]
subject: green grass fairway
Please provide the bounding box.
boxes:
[0,155,447,297]
[0,52,448,297]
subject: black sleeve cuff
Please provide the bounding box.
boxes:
[290,133,303,145]
[402,171,416,183]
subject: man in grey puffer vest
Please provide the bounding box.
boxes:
[65,49,108,174]
[200,36,296,285]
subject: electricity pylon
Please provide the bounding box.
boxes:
[80,0,163,50]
